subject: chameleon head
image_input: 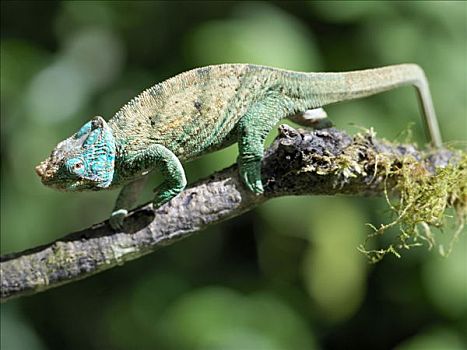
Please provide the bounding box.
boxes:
[35,116,116,191]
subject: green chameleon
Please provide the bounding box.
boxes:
[35,64,443,229]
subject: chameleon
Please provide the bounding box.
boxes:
[35,63,443,229]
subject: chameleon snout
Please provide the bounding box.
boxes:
[35,160,55,183]
[35,162,46,178]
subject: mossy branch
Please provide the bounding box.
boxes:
[1,125,465,302]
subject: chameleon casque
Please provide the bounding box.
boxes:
[35,64,443,229]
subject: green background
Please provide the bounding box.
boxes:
[1,1,466,349]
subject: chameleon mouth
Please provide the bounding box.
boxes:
[35,162,46,178]
[35,160,58,184]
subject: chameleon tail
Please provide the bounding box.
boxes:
[285,64,443,148]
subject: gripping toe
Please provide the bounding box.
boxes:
[110,209,128,230]
[239,160,264,194]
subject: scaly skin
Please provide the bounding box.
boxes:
[35,64,442,229]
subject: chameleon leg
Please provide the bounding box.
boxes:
[237,96,286,194]
[150,145,187,208]
[110,144,186,230]
[110,177,147,230]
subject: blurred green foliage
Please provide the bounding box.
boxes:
[1,1,466,349]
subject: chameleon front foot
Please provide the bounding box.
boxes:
[152,182,186,208]
[110,209,128,230]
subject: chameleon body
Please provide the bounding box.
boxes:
[35,64,442,229]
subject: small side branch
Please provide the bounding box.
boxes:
[0,126,461,302]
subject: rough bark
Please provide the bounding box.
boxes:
[0,126,457,302]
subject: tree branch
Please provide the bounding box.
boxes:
[0,125,459,302]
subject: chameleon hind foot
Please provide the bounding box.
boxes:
[289,108,333,129]
[238,157,264,194]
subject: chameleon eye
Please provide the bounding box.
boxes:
[66,158,86,176]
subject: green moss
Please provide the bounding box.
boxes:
[302,128,466,262]
[358,145,467,263]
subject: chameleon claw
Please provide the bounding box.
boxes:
[244,178,264,194]
[110,209,128,230]
[249,179,264,194]
[152,191,174,208]
[240,164,264,194]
